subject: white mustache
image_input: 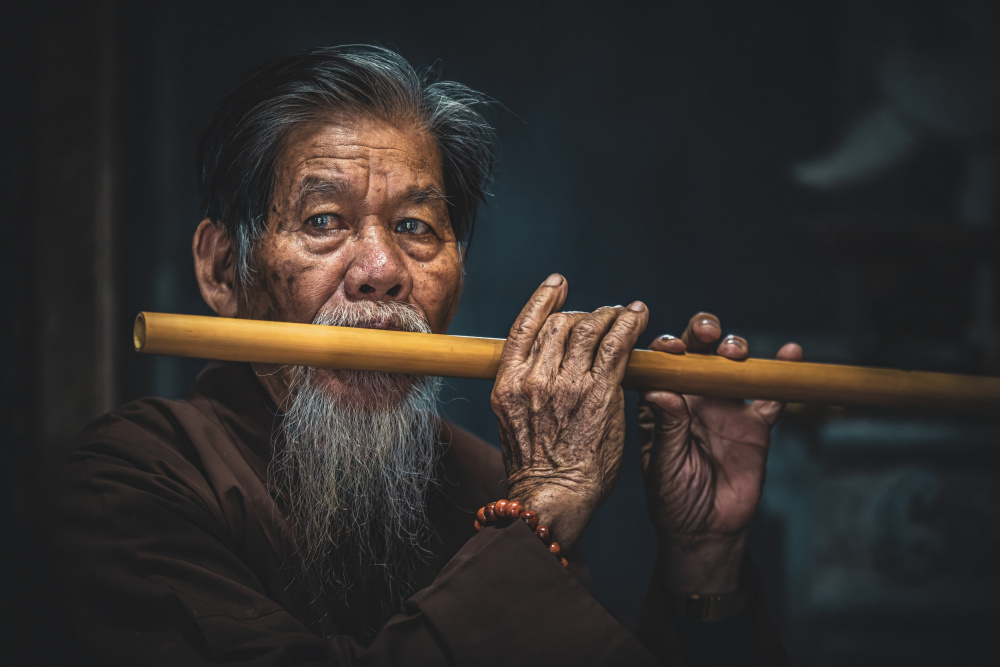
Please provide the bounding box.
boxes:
[313,301,430,334]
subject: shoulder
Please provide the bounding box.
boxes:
[50,397,227,513]
[61,364,272,490]
[64,396,223,476]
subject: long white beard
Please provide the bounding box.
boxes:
[270,302,443,622]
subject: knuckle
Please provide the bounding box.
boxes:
[522,372,548,396]
[600,329,630,354]
[490,380,520,409]
[510,315,541,339]
[595,305,620,317]
[572,316,606,341]
[541,313,569,337]
[615,316,645,339]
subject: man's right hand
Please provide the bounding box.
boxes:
[490,274,648,551]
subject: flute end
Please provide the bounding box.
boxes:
[133,313,146,352]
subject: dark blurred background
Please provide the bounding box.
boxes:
[3,0,1000,664]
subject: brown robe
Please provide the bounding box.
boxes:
[41,362,783,665]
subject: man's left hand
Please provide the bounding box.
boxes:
[639,312,802,594]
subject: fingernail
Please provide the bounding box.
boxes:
[543,273,564,287]
[658,334,677,341]
[627,300,646,312]
[723,334,741,346]
[699,317,719,330]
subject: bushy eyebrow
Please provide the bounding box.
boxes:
[297,175,349,201]
[294,177,447,208]
[404,185,448,206]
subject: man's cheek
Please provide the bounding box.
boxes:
[257,261,333,322]
[416,265,462,331]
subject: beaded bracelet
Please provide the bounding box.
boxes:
[474,499,569,568]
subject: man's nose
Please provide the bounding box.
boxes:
[343,225,412,301]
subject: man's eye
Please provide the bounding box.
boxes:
[396,219,431,235]
[305,214,337,229]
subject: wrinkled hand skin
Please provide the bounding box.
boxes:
[640,313,802,594]
[491,274,648,552]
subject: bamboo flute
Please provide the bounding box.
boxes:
[134,311,1000,413]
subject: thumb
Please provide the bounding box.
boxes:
[638,390,690,470]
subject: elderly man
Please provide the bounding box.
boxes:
[44,45,800,665]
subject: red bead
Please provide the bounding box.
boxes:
[494,499,510,518]
[479,500,568,567]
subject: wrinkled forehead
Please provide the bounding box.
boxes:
[273,115,445,196]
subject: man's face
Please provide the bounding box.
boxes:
[243,115,464,403]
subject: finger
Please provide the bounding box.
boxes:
[499,274,568,369]
[752,341,804,425]
[681,312,721,353]
[639,390,689,424]
[649,334,687,356]
[775,341,803,362]
[531,311,589,373]
[637,390,690,469]
[593,301,650,380]
[716,334,749,361]
[561,306,621,374]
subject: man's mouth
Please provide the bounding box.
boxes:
[354,317,404,331]
[343,316,413,332]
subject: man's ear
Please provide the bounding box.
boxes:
[193,219,238,317]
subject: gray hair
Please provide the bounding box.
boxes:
[197,45,495,288]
